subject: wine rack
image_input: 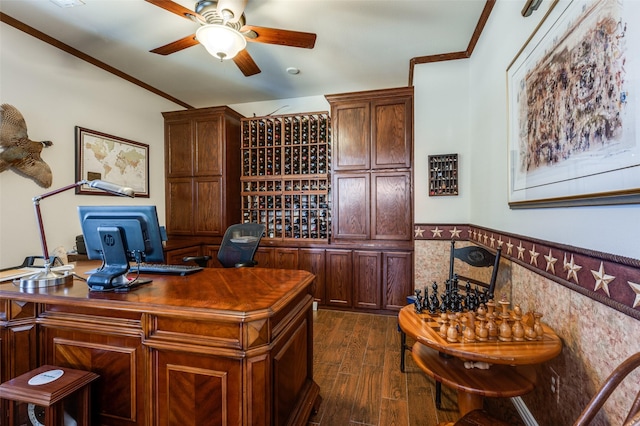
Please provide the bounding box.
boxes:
[428,153,458,196]
[241,112,331,240]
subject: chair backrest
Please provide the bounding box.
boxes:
[217,223,266,268]
[574,352,640,426]
[449,240,501,301]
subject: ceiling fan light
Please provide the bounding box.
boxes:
[196,24,247,60]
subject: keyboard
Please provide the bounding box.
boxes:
[130,263,204,276]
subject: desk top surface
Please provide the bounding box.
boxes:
[0,262,315,320]
[398,304,563,365]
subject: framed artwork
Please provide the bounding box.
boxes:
[507,0,640,208]
[75,127,149,197]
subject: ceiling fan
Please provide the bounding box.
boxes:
[146,0,317,76]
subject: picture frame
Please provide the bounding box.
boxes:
[75,127,149,197]
[506,0,640,208]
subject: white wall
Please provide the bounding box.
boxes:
[414,0,640,260]
[0,24,178,266]
[413,60,471,224]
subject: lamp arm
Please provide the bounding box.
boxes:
[33,180,89,203]
[33,180,89,265]
[32,179,133,268]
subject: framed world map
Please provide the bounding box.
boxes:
[75,126,149,197]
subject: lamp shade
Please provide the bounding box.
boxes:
[196,24,247,60]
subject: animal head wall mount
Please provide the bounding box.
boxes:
[0,103,53,188]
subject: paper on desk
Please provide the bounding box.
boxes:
[0,265,75,283]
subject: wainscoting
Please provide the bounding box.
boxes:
[413,225,640,425]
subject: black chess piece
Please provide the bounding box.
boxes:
[414,289,423,313]
[429,282,439,313]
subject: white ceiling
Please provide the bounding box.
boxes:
[0,0,488,109]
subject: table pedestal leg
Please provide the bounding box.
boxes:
[457,391,483,416]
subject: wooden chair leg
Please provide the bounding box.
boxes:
[400,330,407,372]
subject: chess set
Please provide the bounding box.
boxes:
[413,274,546,344]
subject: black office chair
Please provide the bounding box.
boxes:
[217,223,265,268]
[400,240,502,409]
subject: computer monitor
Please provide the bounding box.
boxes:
[78,205,165,291]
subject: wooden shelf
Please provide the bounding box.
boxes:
[429,153,458,196]
[241,112,331,241]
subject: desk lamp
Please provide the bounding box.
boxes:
[20,180,134,289]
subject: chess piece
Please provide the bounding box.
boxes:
[463,312,476,343]
[512,304,525,341]
[429,283,439,313]
[438,313,448,338]
[476,316,489,341]
[414,289,423,313]
[446,313,459,343]
[498,297,512,342]
[422,286,430,312]
[523,310,537,341]
[534,312,544,340]
[485,299,498,340]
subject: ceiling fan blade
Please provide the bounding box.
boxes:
[233,49,261,76]
[145,0,204,22]
[150,34,199,55]
[242,26,316,49]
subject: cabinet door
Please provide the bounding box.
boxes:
[1,322,37,384]
[383,251,413,311]
[353,251,381,310]
[253,247,274,268]
[371,171,412,240]
[165,246,201,265]
[166,178,194,235]
[194,177,223,236]
[371,97,412,169]
[325,249,352,308]
[332,102,370,171]
[194,115,223,176]
[333,173,370,240]
[165,120,193,177]
[274,248,298,269]
[298,249,326,304]
[151,350,243,426]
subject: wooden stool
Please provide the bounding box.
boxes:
[411,342,536,416]
[0,365,99,426]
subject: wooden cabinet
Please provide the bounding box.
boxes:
[382,251,413,310]
[0,301,37,383]
[163,106,243,238]
[333,170,412,241]
[329,89,412,172]
[326,249,352,308]
[353,250,381,309]
[298,249,326,304]
[164,245,201,265]
[371,171,412,240]
[326,87,414,243]
[325,248,413,311]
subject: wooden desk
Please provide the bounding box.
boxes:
[0,262,320,426]
[398,305,562,415]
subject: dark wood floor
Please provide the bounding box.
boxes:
[309,309,526,426]
[308,309,461,426]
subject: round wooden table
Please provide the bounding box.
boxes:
[398,304,562,415]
